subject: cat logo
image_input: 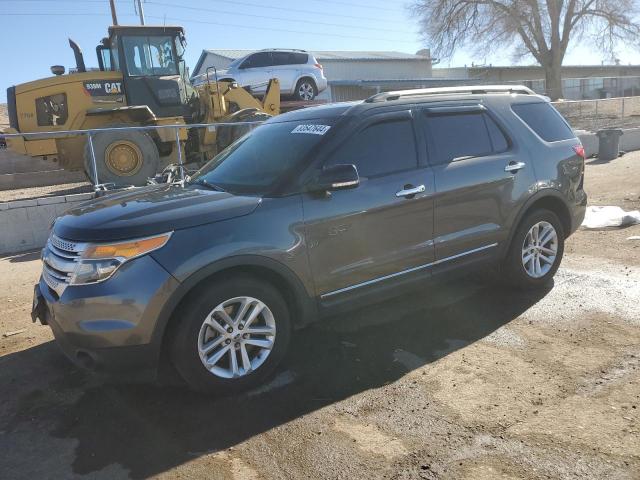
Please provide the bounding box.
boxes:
[104,82,122,94]
[83,80,123,96]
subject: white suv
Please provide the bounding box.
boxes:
[194,49,328,101]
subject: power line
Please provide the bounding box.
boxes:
[1,11,418,44]
[145,14,417,44]
[148,1,412,34]
[146,0,408,24]
[3,12,131,16]
[0,0,409,24]
[295,0,404,13]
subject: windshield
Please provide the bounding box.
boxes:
[122,35,178,76]
[227,57,243,69]
[189,119,336,195]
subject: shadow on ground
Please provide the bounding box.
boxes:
[8,250,40,263]
[0,277,550,479]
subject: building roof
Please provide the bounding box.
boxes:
[200,49,429,62]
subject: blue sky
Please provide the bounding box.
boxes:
[2,0,640,102]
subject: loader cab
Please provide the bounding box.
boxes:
[106,25,196,119]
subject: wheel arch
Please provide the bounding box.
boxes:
[154,255,317,366]
[504,189,573,258]
[295,75,317,87]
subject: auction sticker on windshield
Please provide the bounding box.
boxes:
[291,124,331,135]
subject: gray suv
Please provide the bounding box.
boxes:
[32,86,587,393]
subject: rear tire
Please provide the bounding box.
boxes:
[294,78,317,101]
[169,275,291,395]
[502,209,565,289]
[83,124,159,187]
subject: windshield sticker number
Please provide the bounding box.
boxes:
[291,124,331,135]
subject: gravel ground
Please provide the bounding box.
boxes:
[0,182,92,202]
[0,152,639,479]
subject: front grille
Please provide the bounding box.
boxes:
[42,234,87,296]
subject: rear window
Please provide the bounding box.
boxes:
[512,102,574,142]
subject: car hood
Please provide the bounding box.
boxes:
[53,184,262,242]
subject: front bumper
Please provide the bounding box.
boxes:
[34,254,180,376]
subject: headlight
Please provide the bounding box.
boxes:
[68,232,172,285]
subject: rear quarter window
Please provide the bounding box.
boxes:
[512,102,575,142]
[292,53,309,64]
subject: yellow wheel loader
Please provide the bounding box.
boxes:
[4,25,280,186]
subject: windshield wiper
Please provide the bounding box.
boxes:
[191,178,226,192]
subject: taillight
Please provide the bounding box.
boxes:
[573,144,585,159]
[314,63,323,70]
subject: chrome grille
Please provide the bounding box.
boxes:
[41,234,87,296]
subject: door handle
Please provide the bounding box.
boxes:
[505,161,526,173]
[395,184,426,198]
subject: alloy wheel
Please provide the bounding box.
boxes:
[521,221,558,278]
[298,82,315,100]
[197,296,276,379]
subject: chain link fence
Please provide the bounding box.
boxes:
[2,121,264,193]
[552,96,640,131]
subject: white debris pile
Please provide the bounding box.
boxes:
[582,206,640,229]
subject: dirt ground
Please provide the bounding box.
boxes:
[0,152,639,480]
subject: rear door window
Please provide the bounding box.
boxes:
[512,102,575,142]
[424,112,495,165]
[326,118,418,178]
[272,52,293,66]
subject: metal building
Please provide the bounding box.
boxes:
[192,49,434,101]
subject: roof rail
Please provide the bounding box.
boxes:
[259,48,308,53]
[365,85,536,103]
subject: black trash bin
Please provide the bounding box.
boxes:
[596,128,623,161]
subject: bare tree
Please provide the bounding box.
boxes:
[412,0,640,99]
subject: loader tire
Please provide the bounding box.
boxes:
[216,112,271,152]
[84,125,159,187]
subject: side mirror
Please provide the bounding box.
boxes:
[309,164,359,192]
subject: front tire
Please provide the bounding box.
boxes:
[216,111,271,152]
[502,209,565,289]
[83,124,159,187]
[170,276,291,394]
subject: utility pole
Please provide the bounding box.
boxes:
[109,0,118,25]
[136,0,146,25]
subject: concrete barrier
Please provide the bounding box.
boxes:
[620,127,640,152]
[0,170,86,190]
[577,127,640,158]
[0,192,95,255]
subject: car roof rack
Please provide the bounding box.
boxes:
[365,85,536,103]
[258,48,308,53]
